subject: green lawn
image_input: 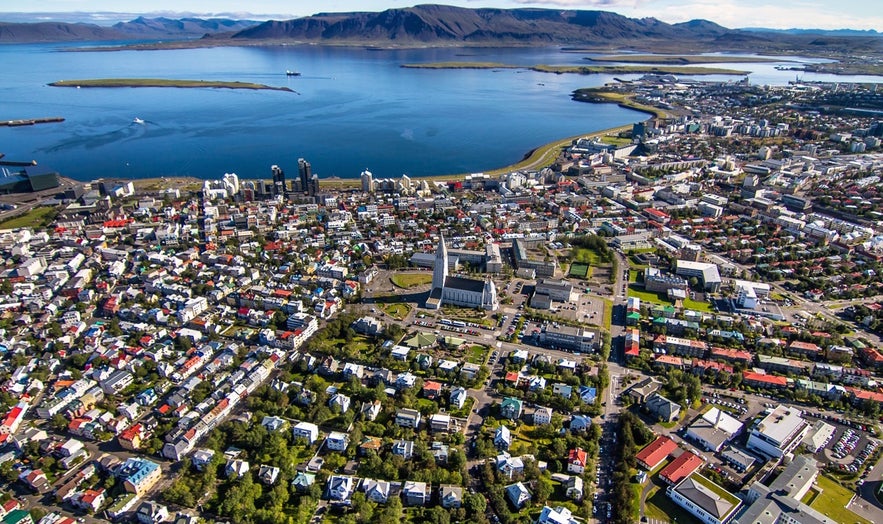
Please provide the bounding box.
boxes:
[683,298,713,313]
[627,283,672,306]
[644,484,699,523]
[381,303,412,320]
[391,273,433,288]
[572,247,603,266]
[0,206,58,230]
[809,474,872,524]
[466,345,489,365]
[601,298,613,330]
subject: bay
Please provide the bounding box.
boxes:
[0,44,876,181]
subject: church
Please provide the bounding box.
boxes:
[426,234,499,311]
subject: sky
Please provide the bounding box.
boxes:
[0,0,881,31]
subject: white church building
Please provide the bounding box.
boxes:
[425,234,498,311]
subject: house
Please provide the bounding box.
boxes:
[358,436,383,456]
[225,459,249,478]
[552,383,572,398]
[564,476,583,501]
[496,453,525,479]
[500,397,523,420]
[329,393,351,414]
[361,400,382,421]
[326,475,355,502]
[292,421,319,445]
[494,425,512,451]
[403,481,429,506]
[570,415,591,432]
[422,380,442,399]
[431,441,449,464]
[626,377,663,403]
[533,406,553,426]
[135,501,170,524]
[579,386,597,404]
[258,465,280,485]
[325,432,350,452]
[392,439,415,460]
[450,387,467,410]
[660,451,703,485]
[191,449,216,471]
[537,506,579,524]
[362,478,391,503]
[645,392,681,423]
[74,488,105,513]
[395,408,421,429]
[439,485,463,509]
[291,472,316,493]
[505,482,531,509]
[429,413,452,433]
[567,448,588,474]
[261,415,287,432]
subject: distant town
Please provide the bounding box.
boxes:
[0,74,882,524]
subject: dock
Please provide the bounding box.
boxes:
[0,117,64,127]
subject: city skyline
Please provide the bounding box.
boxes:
[0,0,880,31]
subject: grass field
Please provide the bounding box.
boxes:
[627,283,672,306]
[572,247,603,266]
[0,206,58,230]
[602,298,613,330]
[644,484,698,523]
[381,303,411,320]
[569,262,590,278]
[683,298,713,313]
[390,273,433,288]
[809,474,871,524]
[466,345,489,365]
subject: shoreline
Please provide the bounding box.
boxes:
[402,62,750,76]
[48,78,294,92]
[114,93,661,192]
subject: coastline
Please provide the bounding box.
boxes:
[125,92,660,191]
[48,78,294,92]
[402,62,750,76]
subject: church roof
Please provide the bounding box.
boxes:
[445,276,486,293]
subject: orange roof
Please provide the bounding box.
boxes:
[568,448,588,466]
[660,451,703,485]
[743,371,788,387]
[636,436,677,470]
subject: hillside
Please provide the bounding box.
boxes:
[0,21,126,42]
[111,16,258,38]
[0,16,257,43]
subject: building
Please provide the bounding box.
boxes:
[325,432,349,452]
[538,324,598,353]
[645,392,681,423]
[500,397,523,420]
[292,422,320,445]
[505,482,531,509]
[327,475,355,503]
[439,485,463,509]
[362,478,390,503]
[644,267,689,294]
[536,506,580,524]
[494,425,512,451]
[660,451,703,486]
[675,260,722,292]
[684,407,743,453]
[734,456,822,524]
[567,448,588,474]
[426,234,498,311]
[746,406,810,459]
[667,474,741,524]
[395,408,422,429]
[531,279,578,309]
[532,406,553,426]
[117,457,161,496]
[403,481,429,506]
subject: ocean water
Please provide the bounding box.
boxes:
[0,44,877,181]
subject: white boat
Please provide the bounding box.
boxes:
[133,117,145,124]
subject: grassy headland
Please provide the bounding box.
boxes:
[586,54,782,64]
[571,88,669,118]
[49,79,294,92]
[402,62,749,75]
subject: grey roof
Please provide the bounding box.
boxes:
[673,475,739,520]
[445,276,486,293]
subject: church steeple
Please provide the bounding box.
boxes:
[432,233,448,291]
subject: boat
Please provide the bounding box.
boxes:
[286,70,301,76]
[133,117,145,124]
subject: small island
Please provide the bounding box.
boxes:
[584,54,783,65]
[401,62,749,75]
[48,78,294,92]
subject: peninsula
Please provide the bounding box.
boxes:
[48,78,294,92]
[401,62,749,75]
[584,54,783,64]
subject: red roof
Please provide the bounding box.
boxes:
[505,372,520,383]
[636,436,677,470]
[568,448,588,466]
[743,371,788,387]
[660,451,703,485]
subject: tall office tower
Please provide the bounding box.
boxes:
[271,164,286,197]
[360,169,374,193]
[298,158,312,194]
[308,174,320,197]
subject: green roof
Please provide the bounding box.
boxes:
[404,332,436,348]
[3,510,32,524]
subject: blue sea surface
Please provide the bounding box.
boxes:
[0,44,876,181]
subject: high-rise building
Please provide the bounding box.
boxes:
[361,169,374,193]
[298,158,312,194]
[271,165,285,197]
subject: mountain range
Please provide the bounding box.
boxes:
[0,5,879,55]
